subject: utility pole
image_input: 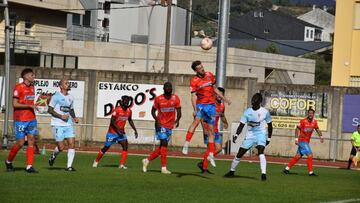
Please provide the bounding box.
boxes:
[163,0,172,73]
[216,0,230,154]
[2,0,11,148]
[185,0,192,45]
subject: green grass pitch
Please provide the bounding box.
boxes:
[0,151,359,203]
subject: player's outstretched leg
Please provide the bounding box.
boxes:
[93,146,110,167]
[5,143,22,172]
[307,154,317,176]
[49,146,62,166]
[283,154,301,174]
[257,146,267,181]
[25,135,38,173]
[143,147,161,172]
[224,147,248,177]
[66,138,76,172]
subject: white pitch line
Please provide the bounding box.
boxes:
[322,198,360,203]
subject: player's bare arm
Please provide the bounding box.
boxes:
[295,127,300,145]
[48,106,69,121]
[70,109,79,123]
[315,128,324,143]
[191,92,197,117]
[13,98,35,109]
[267,122,273,145]
[175,107,182,128]
[221,113,228,129]
[233,122,245,143]
[151,106,160,129]
[214,87,231,105]
[128,115,138,138]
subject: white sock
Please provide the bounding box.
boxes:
[285,166,290,170]
[26,165,32,170]
[184,141,190,147]
[67,149,75,168]
[259,154,266,174]
[230,157,241,171]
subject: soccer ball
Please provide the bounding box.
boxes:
[200,37,213,50]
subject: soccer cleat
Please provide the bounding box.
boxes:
[197,162,204,173]
[48,155,56,166]
[66,167,76,172]
[5,161,15,172]
[92,161,98,168]
[119,165,128,170]
[283,169,290,175]
[224,171,235,177]
[207,153,216,167]
[182,142,189,155]
[309,172,318,176]
[161,167,171,174]
[25,167,38,173]
[261,173,267,181]
[142,158,149,172]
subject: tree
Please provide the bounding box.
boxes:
[264,43,279,54]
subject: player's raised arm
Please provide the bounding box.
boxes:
[128,113,138,139]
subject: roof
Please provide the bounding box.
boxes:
[228,39,332,56]
[297,8,334,30]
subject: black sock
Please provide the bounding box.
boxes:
[347,158,352,169]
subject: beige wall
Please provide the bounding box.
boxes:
[9,0,84,14]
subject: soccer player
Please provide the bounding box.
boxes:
[5,68,38,173]
[283,109,324,176]
[347,124,360,169]
[142,82,181,174]
[182,60,231,167]
[198,87,228,173]
[93,95,138,169]
[224,93,272,181]
[48,79,79,171]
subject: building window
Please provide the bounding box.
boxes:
[254,11,258,17]
[24,19,32,35]
[264,28,270,33]
[102,18,109,28]
[259,11,264,17]
[350,76,360,87]
[72,14,81,25]
[310,30,313,38]
[83,11,91,27]
[104,1,111,14]
[98,2,103,9]
[354,2,360,29]
[306,29,309,38]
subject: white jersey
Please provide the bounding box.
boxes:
[49,91,74,126]
[240,107,272,138]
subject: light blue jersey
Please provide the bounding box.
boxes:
[240,107,272,149]
[49,91,74,127]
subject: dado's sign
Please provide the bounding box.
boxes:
[262,90,328,131]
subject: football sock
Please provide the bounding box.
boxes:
[202,150,210,170]
[230,157,241,171]
[7,144,20,162]
[26,146,34,166]
[120,150,128,165]
[95,151,104,163]
[185,131,194,142]
[307,156,313,173]
[148,147,161,161]
[287,155,301,169]
[259,154,266,174]
[160,146,167,167]
[67,149,75,168]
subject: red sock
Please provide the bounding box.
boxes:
[307,156,313,173]
[287,155,301,169]
[148,147,161,161]
[7,144,20,162]
[26,146,34,166]
[214,150,220,156]
[208,142,215,154]
[185,131,194,142]
[202,150,210,170]
[120,150,127,165]
[160,146,167,167]
[95,151,104,162]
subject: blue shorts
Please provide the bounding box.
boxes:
[104,133,127,147]
[297,142,312,156]
[14,120,38,139]
[156,127,172,142]
[52,126,75,142]
[203,132,222,145]
[241,133,267,149]
[196,104,216,125]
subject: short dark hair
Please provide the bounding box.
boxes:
[191,60,202,71]
[308,108,315,113]
[21,68,34,78]
[164,81,172,88]
[251,93,263,105]
[217,87,225,94]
